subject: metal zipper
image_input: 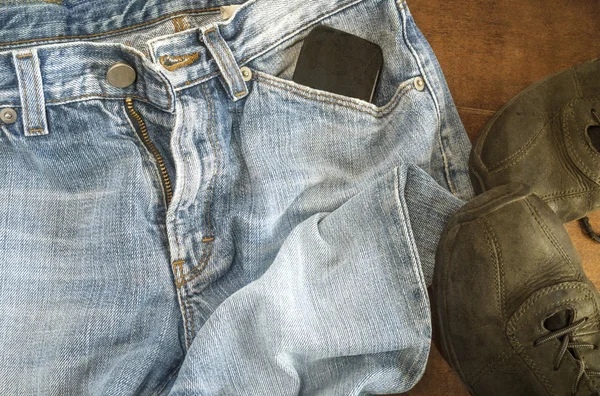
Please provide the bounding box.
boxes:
[125,97,173,206]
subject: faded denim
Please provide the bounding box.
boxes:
[0,0,473,394]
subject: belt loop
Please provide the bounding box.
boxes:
[201,24,249,101]
[12,49,49,136]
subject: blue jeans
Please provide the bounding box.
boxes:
[0,0,473,394]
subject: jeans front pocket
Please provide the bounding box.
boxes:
[250,69,421,119]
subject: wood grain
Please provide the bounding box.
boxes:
[394,1,600,395]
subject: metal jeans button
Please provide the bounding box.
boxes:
[240,66,253,82]
[0,108,17,124]
[107,63,137,88]
[414,76,426,91]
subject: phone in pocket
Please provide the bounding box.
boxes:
[292,25,384,103]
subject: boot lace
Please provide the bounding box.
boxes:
[534,316,600,395]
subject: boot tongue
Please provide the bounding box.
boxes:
[544,309,573,331]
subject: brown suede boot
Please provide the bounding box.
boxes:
[433,183,600,395]
[470,59,600,223]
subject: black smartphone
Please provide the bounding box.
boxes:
[292,25,383,103]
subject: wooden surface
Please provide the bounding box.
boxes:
[395,1,600,395]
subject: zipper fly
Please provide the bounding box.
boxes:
[125,98,173,206]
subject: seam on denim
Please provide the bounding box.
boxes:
[0,125,10,140]
[202,83,220,236]
[29,52,45,133]
[171,260,194,346]
[15,53,47,134]
[391,167,433,390]
[204,29,248,98]
[15,58,30,128]
[524,200,581,280]
[487,114,552,173]
[121,103,168,208]
[482,219,504,322]
[179,70,220,88]
[182,241,214,284]
[169,94,187,268]
[181,281,195,346]
[254,71,414,117]
[185,281,196,341]
[0,0,62,4]
[47,93,151,104]
[392,167,431,341]
[0,8,221,48]
[396,2,455,195]
[175,83,220,282]
[177,0,365,90]
[160,53,199,71]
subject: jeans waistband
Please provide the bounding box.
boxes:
[0,0,382,113]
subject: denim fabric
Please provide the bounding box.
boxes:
[0,0,472,394]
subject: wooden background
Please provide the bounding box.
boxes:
[394,1,600,395]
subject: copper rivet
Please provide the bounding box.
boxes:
[240,66,253,82]
[0,108,17,124]
[414,77,425,91]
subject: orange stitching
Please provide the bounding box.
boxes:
[159,53,199,72]
[172,17,184,32]
[16,53,33,58]
[0,7,221,48]
[254,72,413,117]
[202,236,215,242]
[173,84,221,284]
[182,241,214,284]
